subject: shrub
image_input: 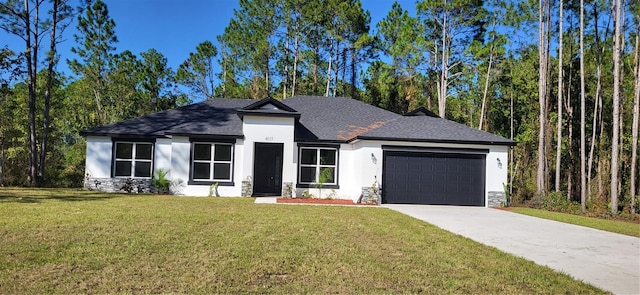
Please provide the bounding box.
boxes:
[151,169,171,194]
[120,178,136,193]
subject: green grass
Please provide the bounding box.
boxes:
[0,188,604,294]
[509,207,640,238]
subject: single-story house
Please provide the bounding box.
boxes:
[80,95,515,207]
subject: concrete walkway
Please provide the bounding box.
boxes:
[253,197,277,204]
[383,205,640,295]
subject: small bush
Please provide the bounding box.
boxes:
[151,169,171,194]
[120,178,136,193]
[542,191,582,213]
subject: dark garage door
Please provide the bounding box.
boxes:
[383,151,486,206]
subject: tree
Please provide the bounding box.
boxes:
[175,41,217,100]
[537,0,550,195]
[417,0,486,118]
[554,0,563,192]
[631,10,639,214]
[610,0,622,214]
[377,1,427,112]
[0,0,73,185]
[579,0,586,212]
[40,0,73,183]
[140,48,174,111]
[68,0,118,126]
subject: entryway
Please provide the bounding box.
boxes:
[253,143,283,196]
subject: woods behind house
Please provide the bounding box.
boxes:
[0,0,638,215]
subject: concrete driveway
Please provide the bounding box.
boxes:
[383,205,640,295]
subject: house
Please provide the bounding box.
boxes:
[80,96,515,207]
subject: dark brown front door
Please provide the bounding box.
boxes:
[253,143,283,196]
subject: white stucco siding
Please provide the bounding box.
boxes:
[154,138,172,177]
[242,116,296,186]
[335,144,360,200]
[486,146,509,193]
[169,137,190,194]
[85,136,112,178]
[353,141,384,190]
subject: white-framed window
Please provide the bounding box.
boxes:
[113,142,153,178]
[191,143,233,182]
[298,147,337,185]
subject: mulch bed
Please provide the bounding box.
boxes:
[276,198,376,206]
[494,207,513,211]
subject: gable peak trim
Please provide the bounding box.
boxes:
[241,97,297,113]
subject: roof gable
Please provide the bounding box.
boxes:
[237,97,300,119]
[241,97,297,112]
[405,106,440,118]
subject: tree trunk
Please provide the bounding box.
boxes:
[39,0,60,184]
[24,0,39,186]
[351,47,357,99]
[587,66,601,200]
[598,94,605,199]
[291,34,298,97]
[555,0,563,192]
[510,74,514,196]
[566,24,574,200]
[324,39,333,97]
[438,4,448,118]
[313,42,319,94]
[333,40,340,97]
[478,32,495,131]
[631,27,639,214]
[611,0,622,214]
[537,0,548,195]
[579,0,587,212]
[283,34,289,99]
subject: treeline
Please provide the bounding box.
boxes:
[0,0,638,215]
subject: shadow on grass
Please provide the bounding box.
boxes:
[0,188,126,203]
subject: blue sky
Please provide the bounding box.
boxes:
[1,0,417,80]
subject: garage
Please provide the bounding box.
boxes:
[382,150,486,206]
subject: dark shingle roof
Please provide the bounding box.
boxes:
[358,116,514,145]
[283,96,399,142]
[80,95,515,146]
[79,98,252,138]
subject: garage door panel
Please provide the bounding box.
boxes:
[383,152,485,206]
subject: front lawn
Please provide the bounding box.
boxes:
[0,188,603,294]
[509,207,640,238]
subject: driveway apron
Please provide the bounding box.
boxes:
[383,205,640,295]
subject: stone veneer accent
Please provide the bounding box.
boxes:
[487,191,506,207]
[281,182,293,198]
[360,186,381,205]
[241,179,253,197]
[84,177,152,193]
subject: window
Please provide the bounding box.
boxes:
[191,143,233,182]
[298,147,338,185]
[113,142,153,178]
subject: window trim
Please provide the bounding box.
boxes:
[111,141,155,179]
[188,142,235,186]
[297,146,339,189]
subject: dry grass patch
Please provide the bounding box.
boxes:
[0,188,604,294]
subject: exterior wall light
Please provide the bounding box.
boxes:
[497,158,503,169]
[371,153,377,164]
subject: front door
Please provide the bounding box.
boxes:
[253,143,284,196]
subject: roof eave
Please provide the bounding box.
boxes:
[351,136,517,146]
[237,110,301,119]
[80,131,168,139]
